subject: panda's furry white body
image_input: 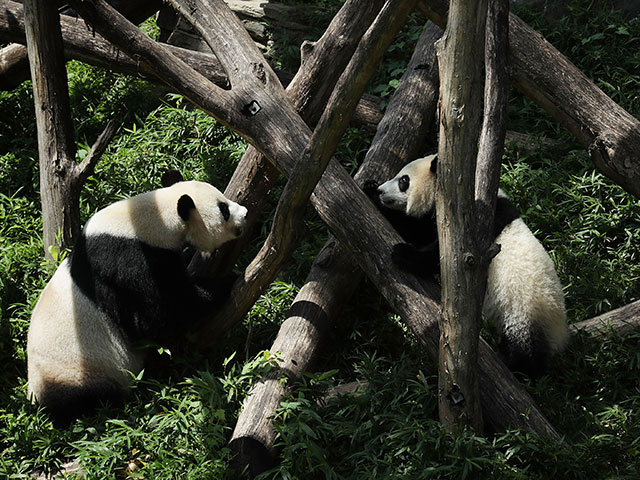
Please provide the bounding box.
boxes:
[27,259,142,403]
[27,174,247,424]
[370,154,568,377]
[484,217,568,359]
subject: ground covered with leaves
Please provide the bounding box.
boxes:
[1,1,639,478]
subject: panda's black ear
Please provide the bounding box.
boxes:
[178,194,195,221]
[430,155,438,173]
[162,170,183,187]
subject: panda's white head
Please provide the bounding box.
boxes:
[377,154,438,218]
[167,178,248,252]
[84,171,248,252]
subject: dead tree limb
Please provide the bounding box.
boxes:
[193,0,419,339]
[435,0,487,432]
[570,301,640,338]
[230,22,444,475]
[188,0,386,278]
[24,0,80,257]
[0,0,162,89]
[67,0,560,439]
[420,0,640,199]
[23,0,121,257]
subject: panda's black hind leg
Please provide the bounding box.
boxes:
[498,324,550,380]
[38,380,124,427]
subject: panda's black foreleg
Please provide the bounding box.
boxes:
[391,241,440,279]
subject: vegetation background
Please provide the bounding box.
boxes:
[0,0,639,478]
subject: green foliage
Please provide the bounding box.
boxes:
[1,0,640,478]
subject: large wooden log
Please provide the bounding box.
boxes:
[229,22,444,475]
[434,0,488,431]
[419,0,640,198]
[196,0,418,336]
[570,300,640,338]
[24,0,80,256]
[68,0,560,439]
[188,0,386,279]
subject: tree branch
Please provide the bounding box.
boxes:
[435,0,487,433]
[420,0,640,198]
[199,0,419,340]
[188,0,386,278]
[75,117,120,185]
[570,301,640,338]
[230,21,444,474]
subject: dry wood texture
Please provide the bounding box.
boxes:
[570,301,640,338]
[420,0,640,199]
[24,0,79,256]
[435,0,487,432]
[188,0,386,279]
[230,22,443,475]
[68,0,560,438]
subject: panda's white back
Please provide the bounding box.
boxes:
[26,259,143,403]
[483,218,568,354]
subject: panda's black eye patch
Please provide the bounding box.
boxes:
[219,202,230,221]
[398,175,410,192]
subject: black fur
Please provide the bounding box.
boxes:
[363,180,438,250]
[70,233,231,345]
[177,194,195,221]
[498,322,550,379]
[38,379,124,428]
[161,169,184,187]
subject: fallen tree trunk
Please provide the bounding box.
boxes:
[68,0,560,439]
[230,22,444,475]
[419,0,640,199]
[570,300,640,338]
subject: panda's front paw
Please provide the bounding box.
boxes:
[362,180,380,199]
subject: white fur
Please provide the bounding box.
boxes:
[378,155,437,217]
[484,219,568,354]
[27,260,142,403]
[27,180,247,407]
[85,181,247,251]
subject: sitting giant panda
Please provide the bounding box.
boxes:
[27,172,247,424]
[366,154,568,378]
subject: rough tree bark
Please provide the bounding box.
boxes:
[570,300,640,338]
[24,0,79,256]
[23,0,120,258]
[195,0,419,339]
[229,22,443,476]
[420,0,640,199]
[435,0,488,432]
[187,0,386,279]
[67,0,560,439]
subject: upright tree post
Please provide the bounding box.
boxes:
[24,0,78,258]
[435,0,488,431]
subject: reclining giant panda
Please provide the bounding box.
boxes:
[27,172,247,424]
[366,154,568,378]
